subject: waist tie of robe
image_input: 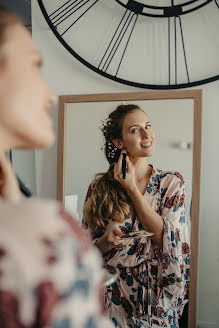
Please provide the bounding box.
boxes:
[136,259,158,327]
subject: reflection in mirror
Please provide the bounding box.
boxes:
[65,99,193,231]
[57,91,202,328]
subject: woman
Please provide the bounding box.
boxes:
[83,104,190,327]
[0,6,113,328]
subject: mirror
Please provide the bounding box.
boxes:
[57,90,202,328]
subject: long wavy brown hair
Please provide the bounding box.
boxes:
[85,104,143,236]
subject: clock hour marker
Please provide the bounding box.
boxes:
[49,0,80,21]
[175,16,190,84]
[98,10,138,76]
[51,0,88,26]
[116,14,138,77]
[48,0,100,36]
[168,15,190,85]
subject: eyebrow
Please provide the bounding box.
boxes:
[128,121,151,129]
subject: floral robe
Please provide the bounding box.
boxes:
[83,166,190,328]
[0,198,113,328]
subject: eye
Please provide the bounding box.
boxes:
[131,128,139,134]
[145,124,152,130]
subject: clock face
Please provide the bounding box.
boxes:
[38,0,219,89]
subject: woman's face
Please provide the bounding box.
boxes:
[0,24,56,150]
[119,109,155,158]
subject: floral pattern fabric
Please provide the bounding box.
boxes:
[0,198,113,328]
[83,166,190,328]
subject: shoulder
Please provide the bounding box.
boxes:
[153,167,185,190]
[0,198,61,230]
[0,198,92,253]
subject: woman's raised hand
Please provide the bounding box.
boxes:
[114,150,136,192]
[0,153,21,203]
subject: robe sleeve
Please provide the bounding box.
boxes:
[155,173,190,313]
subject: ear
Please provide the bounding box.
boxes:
[112,138,124,150]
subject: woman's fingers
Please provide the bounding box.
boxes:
[112,227,124,238]
[108,231,120,244]
[113,238,130,249]
[108,229,123,242]
[114,154,122,178]
[125,155,132,173]
[0,153,11,176]
[107,227,131,250]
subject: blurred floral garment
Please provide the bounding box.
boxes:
[83,166,190,328]
[0,198,113,328]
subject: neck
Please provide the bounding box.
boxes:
[0,128,13,154]
[128,156,150,181]
[0,127,22,154]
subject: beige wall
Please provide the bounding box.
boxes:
[32,1,219,326]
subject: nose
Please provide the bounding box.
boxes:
[141,128,149,139]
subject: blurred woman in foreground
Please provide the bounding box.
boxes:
[0,6,113,328]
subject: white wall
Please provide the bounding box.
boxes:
[32,1,219,324]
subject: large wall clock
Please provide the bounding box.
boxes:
[37,0,219,89]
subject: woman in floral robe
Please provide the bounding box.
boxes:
[0,6,113,328]
[83,105,190,328]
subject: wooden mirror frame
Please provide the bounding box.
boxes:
[57,90,202,328]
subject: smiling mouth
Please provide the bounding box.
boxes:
[141,142,152,148]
